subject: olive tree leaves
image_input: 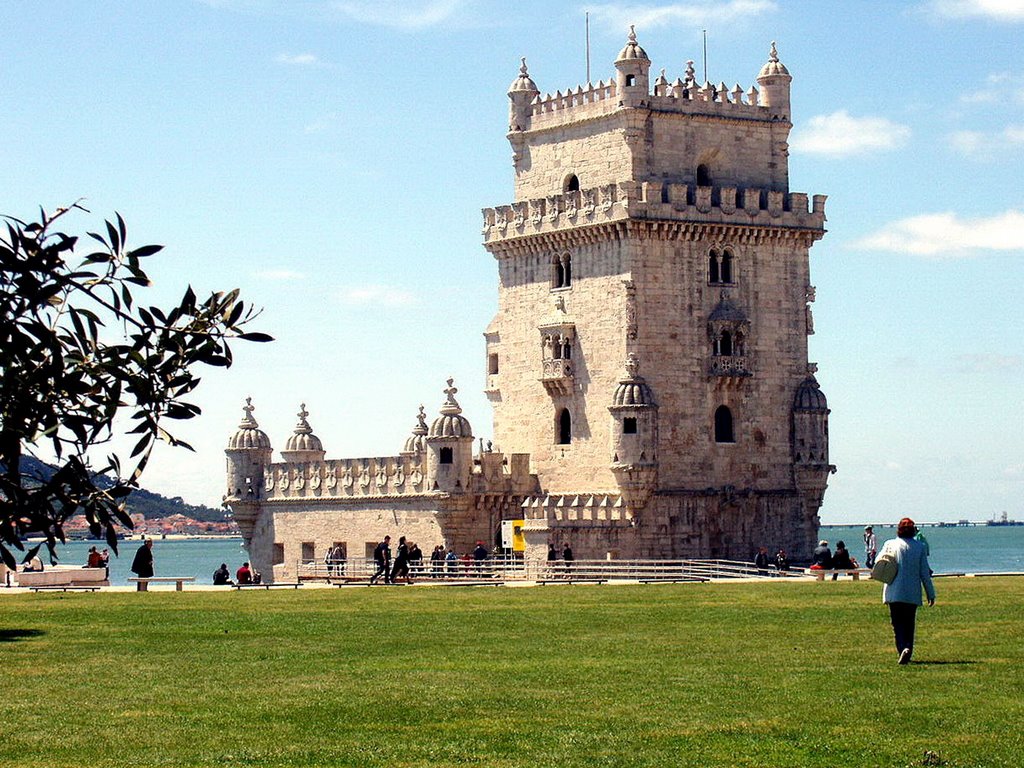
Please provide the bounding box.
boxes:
[0,203,271,567]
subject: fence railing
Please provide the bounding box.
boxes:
[294,558,807,583]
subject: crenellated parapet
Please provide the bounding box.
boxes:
[482,182,826,247]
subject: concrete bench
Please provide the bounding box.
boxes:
[129,577,195,591]
[807,568,868,581]
[30,585,101,593]
[233,582,301,590]
[537,579,608,586]
[637,578,708,584]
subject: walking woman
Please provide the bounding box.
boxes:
[880,517,936,665]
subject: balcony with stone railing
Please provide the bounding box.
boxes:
[709,355,752,379]
[540,358,573,396]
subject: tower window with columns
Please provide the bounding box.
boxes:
[552,252,572,289]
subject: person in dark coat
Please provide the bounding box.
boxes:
[830,540,856,580]
[213,563,233,586]
[390,536,411,583]
[811,540,832,571]
[130,539,154,579]
[370,536,391,584]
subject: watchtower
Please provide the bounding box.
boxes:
[482,33,834,559]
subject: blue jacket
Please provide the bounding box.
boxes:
[881,536,935,605]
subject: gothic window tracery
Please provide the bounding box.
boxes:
[708,248,735,285]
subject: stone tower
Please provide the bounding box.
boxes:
[482,34,834,560]
[224,398,273,550]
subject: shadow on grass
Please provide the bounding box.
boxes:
[911,660,977,666]
[0,629,46,643]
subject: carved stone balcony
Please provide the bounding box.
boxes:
[708,355,752,378]
[540,358,573,396]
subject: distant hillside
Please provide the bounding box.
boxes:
[18,455,228,523]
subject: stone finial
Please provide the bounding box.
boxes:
[685,60,696,84]
[624,353,640,379]
[520,57,529,77]
[440,378,463,415]
[769,41,779,63]
[293,403,312,434]
[240,397,259,428]
[413,405,428,435]
[628,24,637,44]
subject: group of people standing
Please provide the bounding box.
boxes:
[371,537,493,584]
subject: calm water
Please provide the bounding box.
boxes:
[35,526,1024,585]
[821,524,1024,574]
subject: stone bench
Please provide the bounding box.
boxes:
[806,568,868,581]
[30,585,101,593]
[232,582,302,590]
[129,577,195,591]
[537,579,608,586]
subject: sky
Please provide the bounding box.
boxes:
[1,0,1021,525]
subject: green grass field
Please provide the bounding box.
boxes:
[2,577,1022,767]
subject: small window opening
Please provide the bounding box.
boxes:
[562,340,572,359]
[301,541,315,563]
[623,417,638,435]
[440,447,454,464]
[272,543,285,565]
[719,331,733,357]
[557,408,572,445]
[697,164,712,186]
[708,251,720,283]
[564,174,580,192]
[625,74,636,87]
[552,253,572,288]
[714,406,735,444]
[488,353,499,375]
[721,251,733,283]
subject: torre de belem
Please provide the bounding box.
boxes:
[225,31,835,582]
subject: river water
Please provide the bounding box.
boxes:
[29,525,1024,586]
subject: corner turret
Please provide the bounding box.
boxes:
[615,26,651,107]
[508,57,539,132]
[756,41,792,121]
[426,379,474,492]
[224,398,273,546]
[401,405,429,458]
[608,354,659,510]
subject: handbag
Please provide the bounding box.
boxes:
[870,552,899,584]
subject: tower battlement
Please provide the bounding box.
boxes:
[482,182,826,247]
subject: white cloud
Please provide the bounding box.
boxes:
[789,110,911,157]
[855,209,1024,256]
[333,0,464,29]
[256,269,306,280]
[276,52,319,66]
[953,353,1024,374]
[586,1,776,30]
[947,124,1024,157]
[338,285,416,306]
[1004,464,1024,478]
[926,0,1024,22]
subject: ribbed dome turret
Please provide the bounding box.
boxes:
[403,405,429,454]
[227,398,272,450]
[757,41,791,79]
[612,354,655,407]
[429,378,473,438]
[616,25,649,62]
[508,57,539,94]
[283,404,323,454]
[793,376,828,412]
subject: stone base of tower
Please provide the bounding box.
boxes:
[523,490,820,563]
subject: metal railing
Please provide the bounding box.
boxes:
[295,557,808,583]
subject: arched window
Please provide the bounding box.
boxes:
[714,406,735,444]
[557,408,572,445]
[697,164,712,186]
[440,447,453,464]
[552,253,572,289]
[720,250,733,283]
[708,251,720,284]
[719,331,733,357]
[564,174,580,192]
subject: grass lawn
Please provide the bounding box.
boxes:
[2,577,1022,767]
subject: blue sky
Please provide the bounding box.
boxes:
[2,0,1021,524]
